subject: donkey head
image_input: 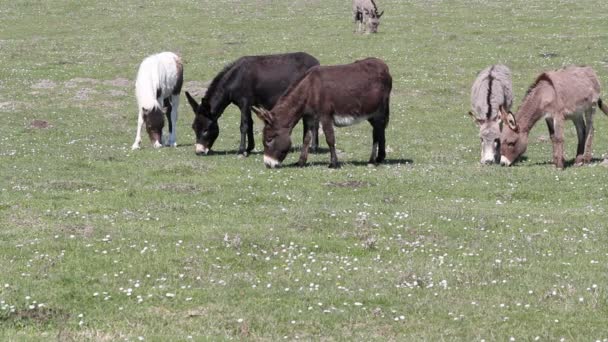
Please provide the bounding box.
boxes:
[469,111,501,164]
[252,106,292,168]
[143,107,164,148]
[185,92,219,155]
[499,106,527,166]
[364,7,383,33]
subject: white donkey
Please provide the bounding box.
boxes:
[352,0,384,33]
[469,64,513,164]
[132,52,183,150]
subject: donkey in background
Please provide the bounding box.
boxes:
[500,65,608,169]
[253,57,392,169]
[185,52,320,156]
[469,65,513,164]
[353,0,384,33]
[132,52,183,150]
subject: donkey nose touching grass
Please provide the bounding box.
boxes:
[468,65,513,164]
[131,52,183,150]
[252,57,392,169]
[499,65,608,169]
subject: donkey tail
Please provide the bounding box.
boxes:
[599,98,608,116]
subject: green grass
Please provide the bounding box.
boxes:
[2,0,608,340]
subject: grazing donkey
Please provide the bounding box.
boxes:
[500,65,608,169]
[185,52,320,156]
[132,52,183,150]
[252,57,392,169]
[353,0,384,33]
[469,65,513,164]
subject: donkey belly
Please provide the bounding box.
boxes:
[333,113,374,127]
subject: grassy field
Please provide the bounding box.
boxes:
[2,0,608,340]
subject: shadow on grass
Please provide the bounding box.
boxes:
[527,157,605,168]
[280,158,414,169]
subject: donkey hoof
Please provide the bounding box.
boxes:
[131,144,141,150]
[152,142,162,149]
[237,152,248,159]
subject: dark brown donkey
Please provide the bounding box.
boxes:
[500,65,608,169]
[252,57,392,168]
[185,52,320,156]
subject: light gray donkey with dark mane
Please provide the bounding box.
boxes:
[469,64,513,164]
[352,0,384,33]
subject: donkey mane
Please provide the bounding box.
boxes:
[204,60,239,102]
[371,0,378,14]
[275,67,316,105]
[523,72,554,101]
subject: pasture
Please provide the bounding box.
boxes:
[2,0,608,340]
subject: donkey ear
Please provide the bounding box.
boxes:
[506,112,518,132]
[499,106,518,131]
[252,106,272,125]
[377,10,384,18]
[468,111,483,126]
[185,91,199,113]
[498,105,509,122]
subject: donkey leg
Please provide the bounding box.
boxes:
[368,119,379,165]
[163,101,172,147]
[168,95,179,147]
[297,117,315,167]
[322,117,339,168]
[551,116,565,169]
[583,107,595,163]
[237,105,250,156]
[573,115,586,165]
[246,110,255,155]
[132,108,144,150]
[303,118,319,153]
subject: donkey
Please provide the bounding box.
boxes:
[500,65,608,169]
[184,52,320,156]
[132,52,183,150]
[252,57,392,169]
[353,0,384,33]
[469,65,513,164]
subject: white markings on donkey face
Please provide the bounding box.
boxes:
[264,155,281,168]
[195,143,209,155]
[500,155,512,166]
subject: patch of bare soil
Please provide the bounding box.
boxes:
[103,78,131,88]
[184,81,210,98]
[326,180,371,188]
[109,89,127,97]
[30,119,50,129]
[62,224,95,238]
[31,79,57,89]
[74,88,97,101]
[2,307,69,325]
[64,78,99,88]
[156,183,200,194]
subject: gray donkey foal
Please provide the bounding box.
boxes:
[352,0,384,33]
[469,64,513,164]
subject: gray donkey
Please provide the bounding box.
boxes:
[352,0,384,33]
[469,65,513,164]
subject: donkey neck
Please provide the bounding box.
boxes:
[273,93,307,132]
[516,83,550,134]
[205,63,238,118]
[205,87,231,118]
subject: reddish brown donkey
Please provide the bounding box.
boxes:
[500,66,608,169]
[252,57,392,168]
